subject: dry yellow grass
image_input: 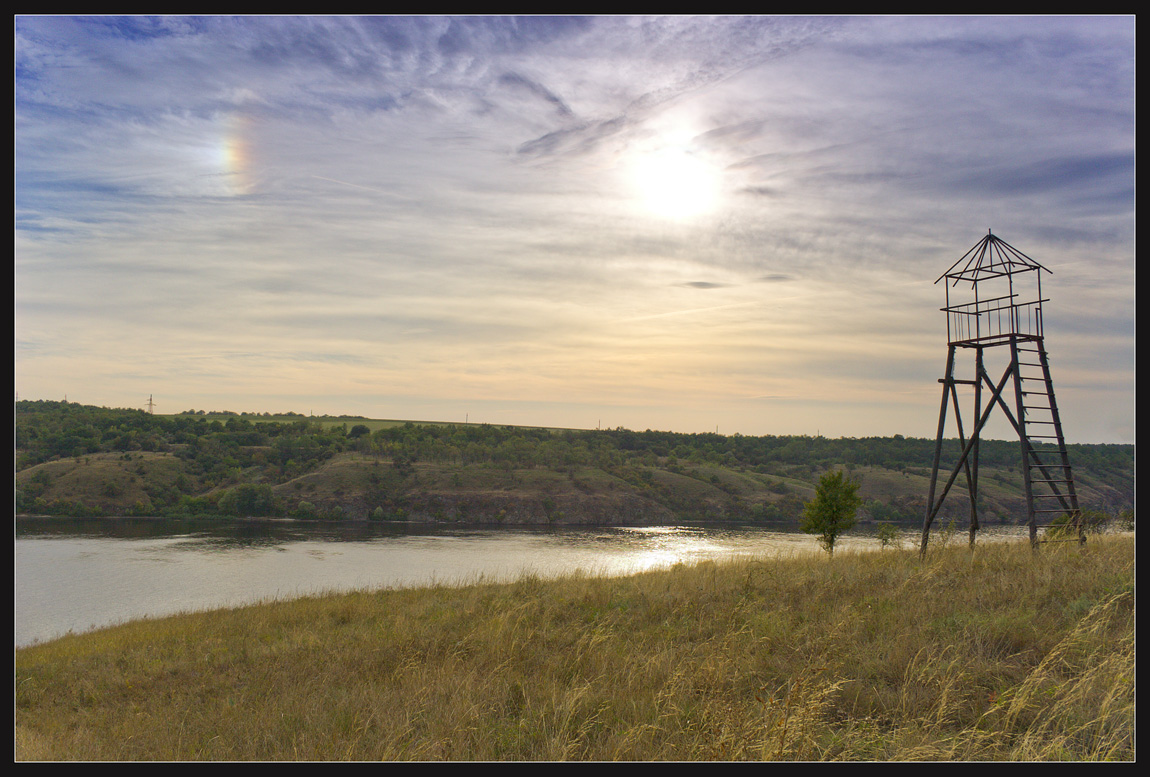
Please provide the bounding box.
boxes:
[16,535,1134,761]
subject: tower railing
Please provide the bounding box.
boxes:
[944,295,1046,345]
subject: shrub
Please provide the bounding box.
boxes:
[800,470,861,557]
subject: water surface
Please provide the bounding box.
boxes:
[15,517,1019,647]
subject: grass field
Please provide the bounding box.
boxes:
[15,535,1134,761]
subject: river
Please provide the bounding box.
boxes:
[14,517,1022,647]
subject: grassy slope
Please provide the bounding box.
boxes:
[15,535,1134,761]
[15,447,1131,527]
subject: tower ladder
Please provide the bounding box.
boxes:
[1013,341,1082,544]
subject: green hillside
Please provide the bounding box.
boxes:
[15,400,1134,528]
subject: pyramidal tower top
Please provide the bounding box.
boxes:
[936,230,1052,347]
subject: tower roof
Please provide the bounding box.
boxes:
[937,231,1052,286]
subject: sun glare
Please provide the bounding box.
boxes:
[628,146,721,221]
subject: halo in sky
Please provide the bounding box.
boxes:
[211,111,255,196]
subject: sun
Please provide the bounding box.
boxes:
[628,145,721,221]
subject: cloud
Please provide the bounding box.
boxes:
[14,15,1134,442]
[497,71,575,118]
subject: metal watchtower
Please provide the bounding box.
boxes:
[920,231,1082,554]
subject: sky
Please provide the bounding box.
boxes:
[14,16,1135,443]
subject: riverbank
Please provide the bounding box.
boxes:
[16,535,1134,761]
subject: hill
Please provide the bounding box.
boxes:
[15,400,1134,528]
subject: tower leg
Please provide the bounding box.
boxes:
[968,346,982,548]
[921,345,956,556]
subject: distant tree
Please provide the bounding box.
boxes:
[875,522,901,549]
[218,483,277,517]
[801,470,862,557]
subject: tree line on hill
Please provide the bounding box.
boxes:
[14,400,1135,524]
